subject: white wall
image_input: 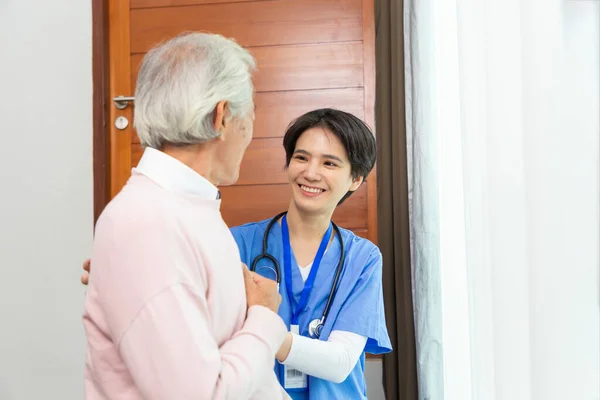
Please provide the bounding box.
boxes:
[0,2,93,399]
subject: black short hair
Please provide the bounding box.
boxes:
[282,108,376,203]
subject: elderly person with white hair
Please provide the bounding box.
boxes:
[83,33,289,399]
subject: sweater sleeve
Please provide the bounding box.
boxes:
[118,284,287,400]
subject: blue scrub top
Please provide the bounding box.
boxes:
[230,217,392,400]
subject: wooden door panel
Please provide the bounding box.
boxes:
[130,42,363,94]
[220,182,369,230]
[253,89,365,139]
[108,0,133,197]
[130,0,362,53]
[132,0,258,8]
[132,88,365,143]
[252,42,364,92]
[237,139,287,185]
[353,229,368,239]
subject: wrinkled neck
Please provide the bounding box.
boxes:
[161,143,219,185]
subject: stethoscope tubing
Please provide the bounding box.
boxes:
[250,211,345,338]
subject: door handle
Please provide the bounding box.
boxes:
[113,96,135,110]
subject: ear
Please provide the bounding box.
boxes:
[349,175,364,192]
[213,100,230,139]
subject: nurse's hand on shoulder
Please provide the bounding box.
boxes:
[81,258,91,285]
[242,263,281,313]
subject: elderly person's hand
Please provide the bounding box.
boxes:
[81,258,90,285]
[241,263,281,313]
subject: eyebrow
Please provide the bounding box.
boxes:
[294,149,345,164]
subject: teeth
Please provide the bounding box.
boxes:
[301,185,324,194]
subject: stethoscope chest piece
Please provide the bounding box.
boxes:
[308,318,324,339]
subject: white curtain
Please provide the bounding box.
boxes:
[405,0,600,399]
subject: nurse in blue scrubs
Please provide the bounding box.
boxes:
[80,108,391,399]
[232,108,391,399]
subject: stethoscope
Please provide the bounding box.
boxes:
[251,211,345,339]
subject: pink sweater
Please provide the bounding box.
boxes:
[83,170,288,399]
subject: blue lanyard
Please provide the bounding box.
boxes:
[281,214,333,326]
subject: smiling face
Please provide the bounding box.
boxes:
[287,127,363,216]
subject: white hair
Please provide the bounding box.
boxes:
[133,32,257,149]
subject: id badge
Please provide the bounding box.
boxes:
[283,325,308,391]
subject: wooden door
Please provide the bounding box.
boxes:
[96,0,377,244]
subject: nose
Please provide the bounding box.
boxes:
[303,160,321,181]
